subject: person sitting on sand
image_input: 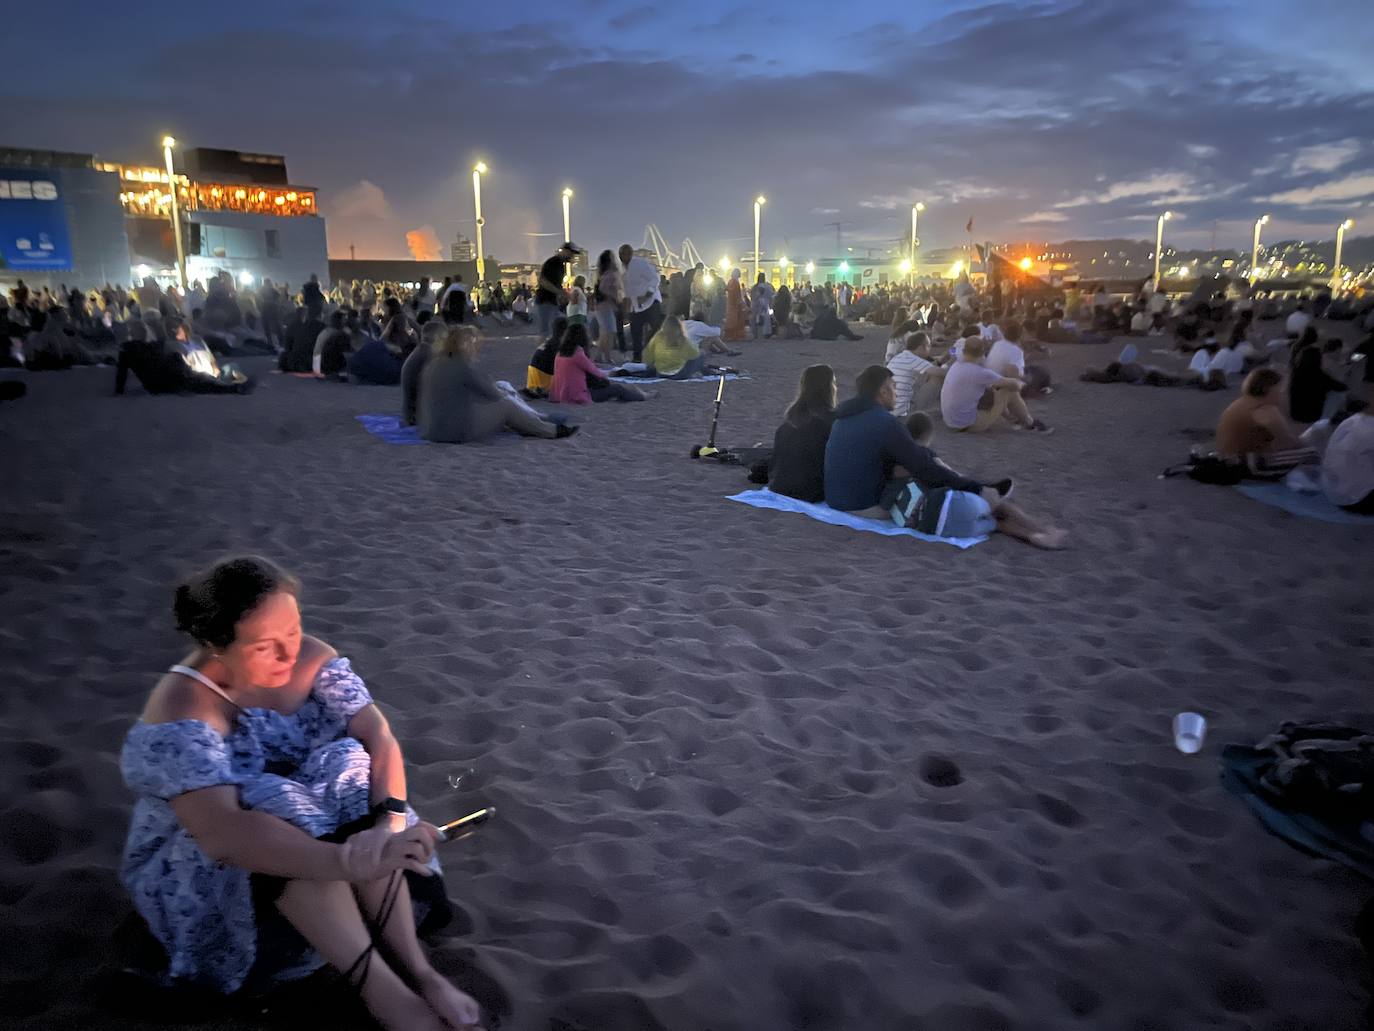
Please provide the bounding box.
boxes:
[119,556,483,1031]
[984,321,1052,397]
[23,306,95,369]
[400,320,446,425]
[887,330,944,417]
[114,319,253,396]
[419,326,574,442]
[313,310,353,378]
[904,410,1068,548]
[1289,344,1347,425]
[769,364,838,502]
[524,316,566,398]
[939,337,1051,433]
[347,331,404,386]
[551,324,648,404]
[824,364,1009,518]
[808,304,863,342]
[1215,368,1312,475]
[1320,403,1374,513]
[644,316,705,380]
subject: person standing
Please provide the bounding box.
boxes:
[723,269,748,341]
[750,272,775,340]
[536,242,581,337]
[619,243,663,362]
[593,250,625,356]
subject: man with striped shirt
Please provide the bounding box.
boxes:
[886,331,944,417]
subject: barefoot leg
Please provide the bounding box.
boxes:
[276,879,442,1031]
[355,875,482,1029]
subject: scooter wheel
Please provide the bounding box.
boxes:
[690,446,702,459]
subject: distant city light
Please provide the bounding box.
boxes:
[239,270,254,286]
[805,261,815,275]
[949,260,965,277]
[838,261,850,273]
[718,256,731,271]
[1019,257,1032,271]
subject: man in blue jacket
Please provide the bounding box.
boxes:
[824,365,999,517]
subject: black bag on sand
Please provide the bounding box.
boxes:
[1161,451,1245,485]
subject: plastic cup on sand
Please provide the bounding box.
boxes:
[1173,712,1207,754]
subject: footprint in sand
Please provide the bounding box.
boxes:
[919,755,964,788]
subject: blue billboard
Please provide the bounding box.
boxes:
[0,168,73,271]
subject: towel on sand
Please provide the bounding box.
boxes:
[1235,482,1374,525]
[726,489,987,549]
[608,364,750,386]
[355,414,428,445]
[1221,723,1374,881]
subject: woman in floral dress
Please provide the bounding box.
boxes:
[120,555,483,1030]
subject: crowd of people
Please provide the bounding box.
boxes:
[7,248,1372,1031]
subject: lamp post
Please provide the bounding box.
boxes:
[910,201,924,286]
[161,136,187,291]
[753,196,766,282]
[1250,213,1270,283]
[1153,210,1172,287]
[472,162,487,283]
[561,188,573,243]
[1332,218,1355,291]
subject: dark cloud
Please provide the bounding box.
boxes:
[3,0,1370,261]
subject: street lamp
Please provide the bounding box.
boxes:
[805,261,815,279]
[561,187,573,243]
[1333,218,1355,291]
[753,195,766,282]
[1250,213,1270,283]
[1153,210,1172,286]
[718,256,731,273]
[472,162,488,283]
[910,201,924,286]
[161,135,187,291]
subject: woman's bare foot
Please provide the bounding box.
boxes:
[416,968,484,1029]
[1028,528,1069,550]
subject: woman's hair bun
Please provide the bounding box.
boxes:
[172,556,300,648]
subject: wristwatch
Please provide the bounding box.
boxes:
[374,797,407,817]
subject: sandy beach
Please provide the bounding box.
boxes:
[2,321,1371,1030]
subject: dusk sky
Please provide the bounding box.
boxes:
[13,0,1373,264]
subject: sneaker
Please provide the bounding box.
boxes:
[1025,420,1053,434]
[555,423,579,439]
[990,477,1014,500]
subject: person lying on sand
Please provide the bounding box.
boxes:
[939,337,1051,434]
[904,411,1068,549]
[120,556,485,1031]
[420,326,576,442]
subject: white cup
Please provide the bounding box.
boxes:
[1173,712,1207,754]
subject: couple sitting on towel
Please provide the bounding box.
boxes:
[524,317,651,403]
[403,323,577,443]
[768,363,1068,548]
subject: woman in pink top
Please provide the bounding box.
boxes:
[550,325,650,404]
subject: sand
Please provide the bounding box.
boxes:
[1,320,1371,1031]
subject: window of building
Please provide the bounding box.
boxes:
[266,229,280,258]
[198,224,260,259]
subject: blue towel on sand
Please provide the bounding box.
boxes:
[1235,482,1374,526]
[355,414,428,445]
[726,489,987,549]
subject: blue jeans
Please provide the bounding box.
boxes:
[535,302,562,338]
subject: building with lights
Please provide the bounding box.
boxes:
[1,144,328,292]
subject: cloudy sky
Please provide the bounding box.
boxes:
[11,0,1372,263]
